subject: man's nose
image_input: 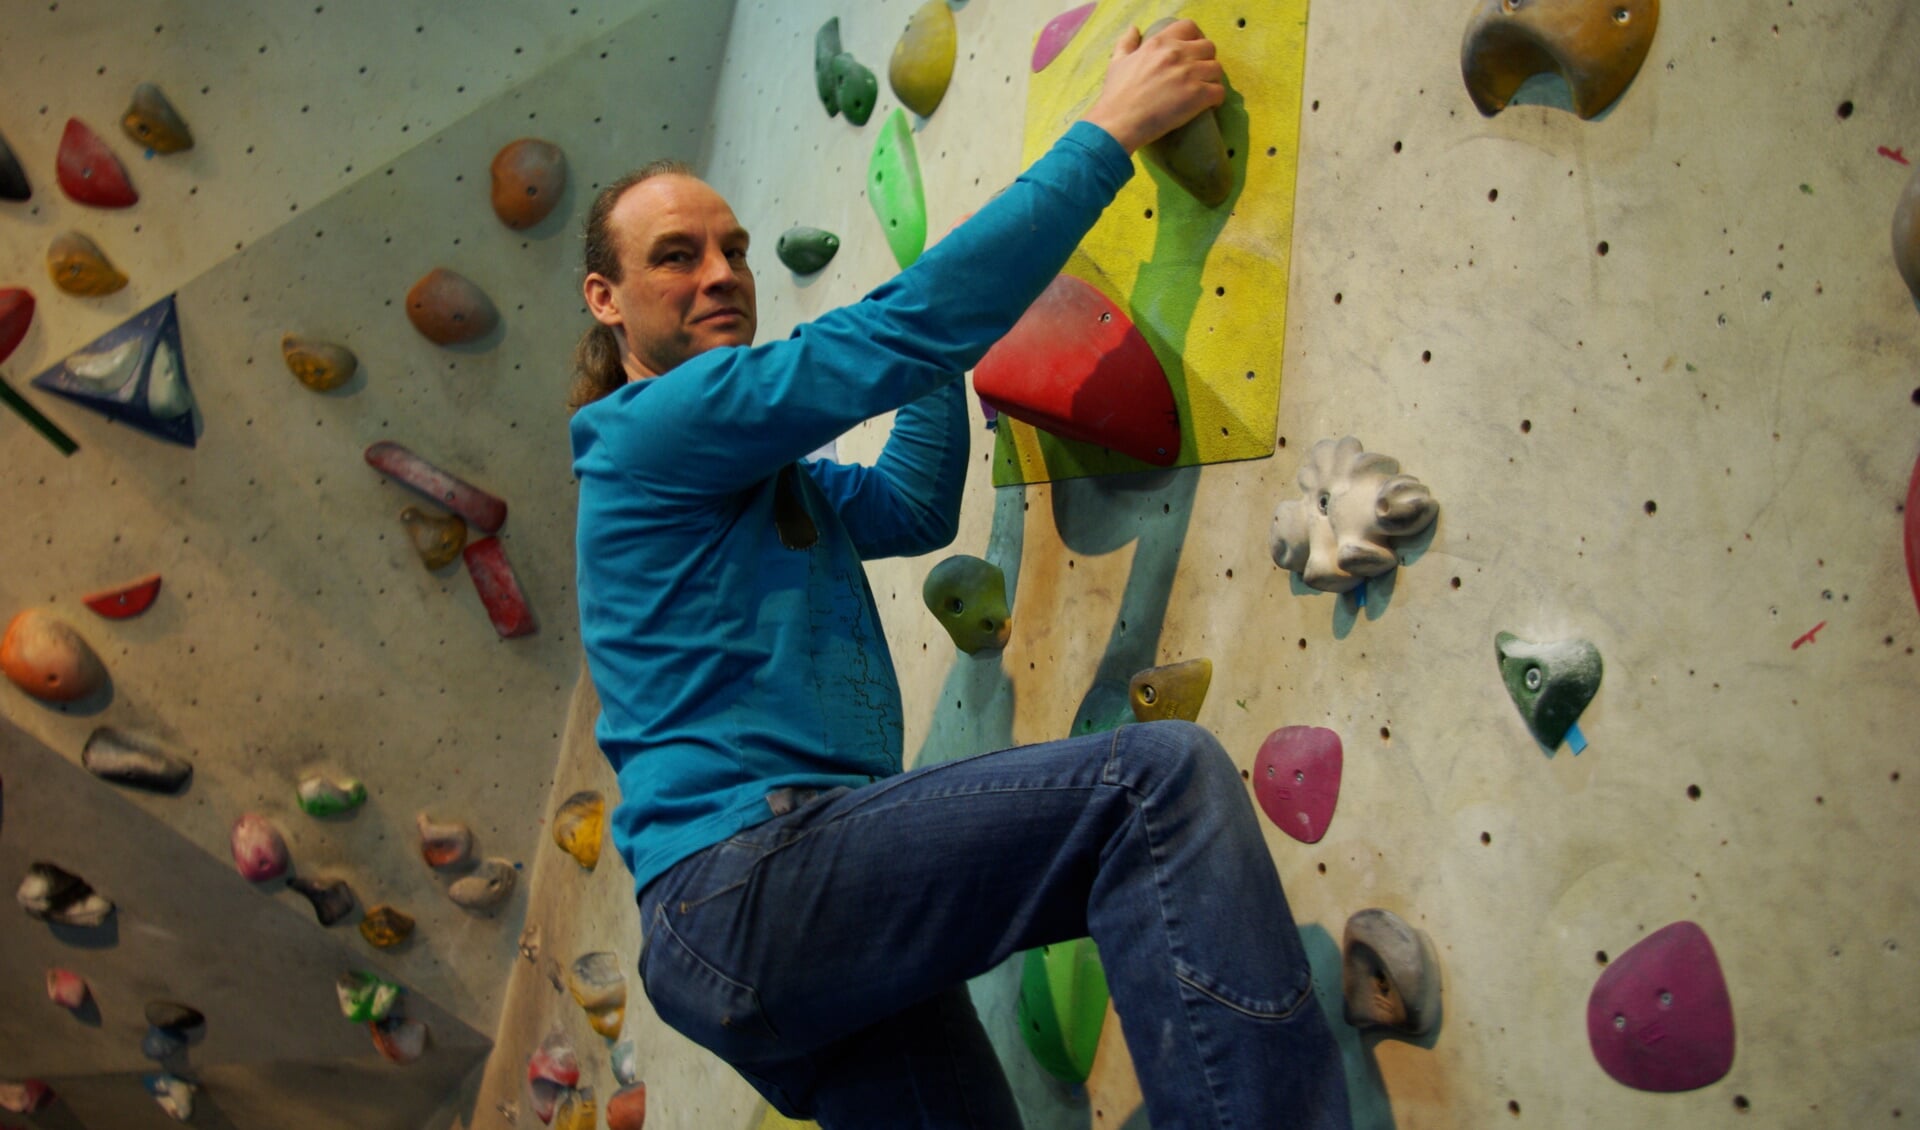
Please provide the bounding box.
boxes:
[699,246,740,290]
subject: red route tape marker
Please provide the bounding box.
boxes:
[1790,621,1826,650]
[1879,146,1911,166]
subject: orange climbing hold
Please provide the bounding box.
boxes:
[490,138,567,230]
[405,268,499,346]
[56,119,138,208]
[606,1083,647,1130]
[2,609,107,703]
[47,232,128,297]
[552,790,606,869]
[122,83,194,153]
[82,573,162,619]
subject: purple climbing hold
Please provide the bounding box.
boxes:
[1588,921,1736,1092]
[230,812,289,882]
[1252,726,1343,845]
[1033,4,1097,73]
[289,875,358,926]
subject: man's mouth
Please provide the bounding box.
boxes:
[697,308,746,324]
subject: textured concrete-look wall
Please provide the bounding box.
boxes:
[0,2,732,1127]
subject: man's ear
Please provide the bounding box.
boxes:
[584,272,623,328]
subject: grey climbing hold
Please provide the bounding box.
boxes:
[1342,908,1442,1037]
[82,727,192,793]
[17,862,113,927]
[289,875,358,926]
[447,858,516,913]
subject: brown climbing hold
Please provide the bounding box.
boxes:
[1128,658,1213,723]
[552,790,606,870]
[1342,907,1442,1037]
[1461,0,1660,120]
[289,875,358,926]
[359,904,415,948]
[606,1083,647,1130]
[448,858,517,913]
[280,333,358,392]
[122,83,194,153]
[490,138,567,230]
[2,609,107,703]
[417,813,474,870]
[1893,164,1920,306]
[47,232,128,298]
[889,0,958,118]
[401,506,467,570]
[56,119,138,208]
[405,268,499,346]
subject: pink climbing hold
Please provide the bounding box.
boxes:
[0,1080,53,1114]
[1252,726,1343,845]
[46,967,88,1010]
[364,441,508,534]
[1587,921,1736,1092]
[1905,450,1920,618]
[1033,4,1097,73]
[528,1031,581,1123]
[464,536,536,639]
[229,812,290,882]
[56,119,138,208]
[0,288,33,366]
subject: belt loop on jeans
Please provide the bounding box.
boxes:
[765,786,821,818]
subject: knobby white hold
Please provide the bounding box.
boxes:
[1269,436,1438,593]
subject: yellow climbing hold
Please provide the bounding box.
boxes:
[400,506,467,570]
[1129,658,1212,723]
[281,333,358,392]
[889,0,958,118]
[46,232,127,297]
[553,790,606,870]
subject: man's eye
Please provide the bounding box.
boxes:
[727,248,749,263]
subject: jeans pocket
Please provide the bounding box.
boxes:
[1171,954,1315,1021]
[642,904,783,1055]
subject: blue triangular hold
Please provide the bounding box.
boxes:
[31,294,197,447]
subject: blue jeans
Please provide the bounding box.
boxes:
[636,720,1352,1129]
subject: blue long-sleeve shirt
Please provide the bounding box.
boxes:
[571,121,1135,896]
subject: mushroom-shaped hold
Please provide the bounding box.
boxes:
[552,789,606,869]
[776,226,841,274]
[1128,658,1212,723]
[1495,632,1603,751]
[1894,164,1920,307]
[1461,0,1660,120]
[889,0,958,118]
[0,288,33,365]
[490,138,567,230]
[2,609,107,703]
[401,506,468,570]
[0,128,30,201]
[229,813,289,882]
[1018,938,1109,1083]
[122,83,194,153]
[359,904,415,949]
[1342,907,1442,1037]
[47,232,128,297]
[405,268,499,346]
[1587,921,1735,1092]
[57,119,138,208]
[448,858,517,913]
[281,333,358,392]
[922,555,1011,654]
[1269,436,1438,594]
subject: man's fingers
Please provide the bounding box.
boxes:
[1112,26,1143,59]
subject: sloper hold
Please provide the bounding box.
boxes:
[448,858,517,913]
[405,267,499,345]
[0,128,30,200]
[31,293,198,447]
[922,555,1011,653]
[1253,726,1343,844]
[417,813,474,870]
[337,970,402,1023]
[289,875,358,926]
[1270,436,1437,593]
[144,1073,195,1121]
[465,536,537,638]
[122,83,194,153]
[815,18,844,116]
[607,1083,647,1130]
[889,0,957,118]
[281,333,358,392]
[364,441,507,532]
[1461,0,1660,120]
[569,952,628,1039]
[0,288,33,364]
[57,119,138,207]
[83,727,192,792]
[491,138,568,230]
[1587,921,1735,1091]
[1140,19,1233,206]
[1033,4,1097,73]
[552,789,606,869]
[1496,632,1602,750]
[1342,907,1442,1037]
[371,1015,428,1064]
[974,274,1181,466]
[831,54,880,126]
[868,108,927,268]
[17,862,113,927]
[2,609,108,703]
[297,773,367,817]
[402,506,468,570]
[47,231,128,297]
[0,1081,54,1114]
[230,813,289,882]
[82,573,162,619]
[1129,658,1212,723]
[776,226,841,274]
[1894,164,1920,307]
[360,904,415,948]
[1019,938,1109,1083]
[45,967,89,1010]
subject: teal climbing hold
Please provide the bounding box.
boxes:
[776,226,841,274]
[1018,938,1109,1083]
[1496,632,1602,751]
[30,294,197,447]
[868,109,927,269]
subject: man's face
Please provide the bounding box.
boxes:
[585,174,757,380]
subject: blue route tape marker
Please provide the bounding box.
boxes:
[1565,722,1588,755]
[1353,580,1368,608]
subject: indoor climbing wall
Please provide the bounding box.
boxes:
[0,1,733,1126]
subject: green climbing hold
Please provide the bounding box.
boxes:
[922,555,1010,653]
[815,18,844,117]
[777,226,841,274]
[1496,632,1603,751]
[868,109,927,269]
[831,54,879,126]
[1018,938,1109,1083]
[889,0,958,118]
[336,971,401,1023]
[297,774,367,817]
[1141,19,1233,207]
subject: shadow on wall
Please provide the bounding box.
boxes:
[1301,922,1399,1130]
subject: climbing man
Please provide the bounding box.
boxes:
[569,18,1352,1130]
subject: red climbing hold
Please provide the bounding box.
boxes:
[1252,726,1343,845]
[463,537,535,639]
[1587,921,1735,1092]
[1906,451,1920,618]
[974,274,1180,466]
[364,441,507,533]
[56,119,138,209]
[0,288,33,366]
[82,573,162,620]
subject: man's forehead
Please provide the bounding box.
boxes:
[614,175,746,244]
